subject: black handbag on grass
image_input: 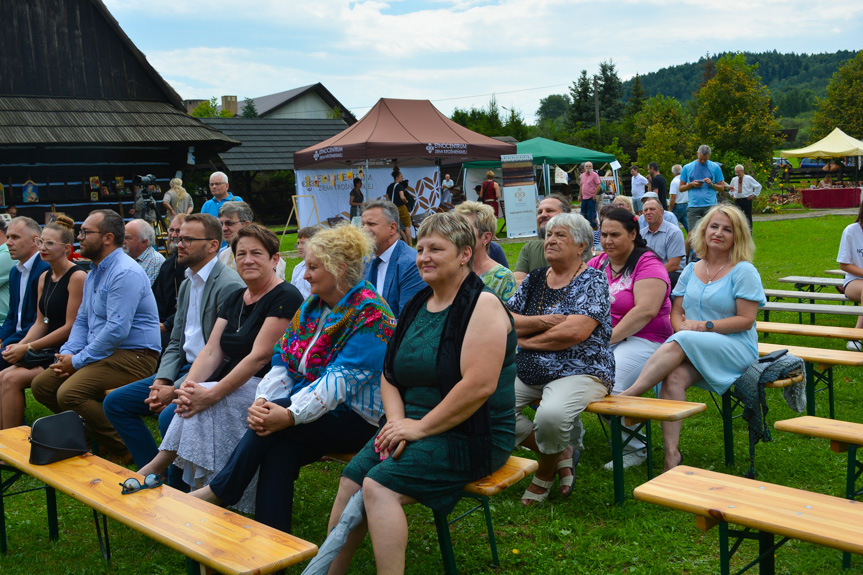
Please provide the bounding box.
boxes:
[28,410,89,465]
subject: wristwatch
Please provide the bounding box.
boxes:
[705,321,714,331]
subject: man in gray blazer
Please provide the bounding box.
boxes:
[361,200,425,319]
[104,214,244,469]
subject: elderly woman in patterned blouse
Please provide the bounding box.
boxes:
[506,212,614,505]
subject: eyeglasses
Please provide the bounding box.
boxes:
[77,229,103,239]
[219,220,242,227]
[167,228,182,234]
[209,181,226,187]
[119,473,163,495]
[177,236,215,246]
[35,239,61,249]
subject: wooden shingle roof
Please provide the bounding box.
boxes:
[0,97,239,147]
[200,118,348,172]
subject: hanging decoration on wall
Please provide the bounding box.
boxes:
[115,176,125,192]
[22,180,39,203]
[0,182,5,206]
[90,191,99,202]
[89,176,101,190]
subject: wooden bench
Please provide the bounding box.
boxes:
[759,342,863,418]
[0,426,317,574]
[634,465,863,575]
[583,395,707,505]
[764,288,849,303]
[775,416,863,569]
[760,301,863,325]
[757,321,863,341]
[322,453,537,575]
[826,269,845,277]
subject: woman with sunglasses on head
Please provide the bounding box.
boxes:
[0,216,85,429]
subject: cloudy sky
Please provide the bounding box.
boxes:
[105,0,862,123]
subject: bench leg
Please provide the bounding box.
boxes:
[186,558,220,575]
[93,510,110,561]
[479,495,499,568]
[433,509,459,575]
[758,531,775,575]
[0,468,6,555]
[805,363,816,416]
[719,522,731,575]
[722,392,735,467]
[609,416,625,506]
[46,486,58,542]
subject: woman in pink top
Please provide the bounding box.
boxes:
[588,207,672,470]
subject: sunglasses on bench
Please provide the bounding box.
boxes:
[120,473,163,495]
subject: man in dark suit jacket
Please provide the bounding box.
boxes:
[360,200,425,319]
[0,217,50,369]
[104,214,244,469]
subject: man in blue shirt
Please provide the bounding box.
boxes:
[200,171,242,218]
[679,144,726,233]
[32,209,162,462]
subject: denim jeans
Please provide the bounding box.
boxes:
[580,197,597,229]
[672,203,689,232]
[103,363,189,468]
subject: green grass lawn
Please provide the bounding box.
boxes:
[3,215,863,574]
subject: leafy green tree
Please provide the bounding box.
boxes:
[811,50,863,140]
[567,70,593,128]
[633,95,696,174]
[240,98,259,118]
[450,96,505,137]
[693,53,781,165]
[536,94,571,126]
[191,97,233,118]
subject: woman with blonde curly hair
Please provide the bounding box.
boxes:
[162,177,194,217]
[189,223,396,533]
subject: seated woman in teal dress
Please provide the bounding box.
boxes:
[621,204,765,471]
[325,212,516,574]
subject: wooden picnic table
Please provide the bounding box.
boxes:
[777,275,845,291]
[0,426,317,574]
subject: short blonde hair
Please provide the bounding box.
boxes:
[485,170,495,179]
[612,195,633,213]
[417,212,476,269]
[690,203,755,264]
[454,201,496,236]
[306,223,375,290]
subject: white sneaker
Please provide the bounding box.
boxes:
[603,449,647,471]
[847,340,862,352]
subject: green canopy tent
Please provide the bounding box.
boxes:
[463,137,617,195]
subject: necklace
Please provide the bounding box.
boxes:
[705,260,728,284]
[42,266,71,324]
[608,262,625,277]
[538,264,583,312]
[236,277,278,332]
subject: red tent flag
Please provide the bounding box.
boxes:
[293,98,516,168]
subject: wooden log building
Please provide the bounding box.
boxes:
[0,0,239,224]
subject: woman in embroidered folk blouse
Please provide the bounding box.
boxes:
[325,212,516,574]
[189,224,395,533]
[506,212,614,505]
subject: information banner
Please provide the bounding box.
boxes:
[294,166,439,228]
[501,154,538,239]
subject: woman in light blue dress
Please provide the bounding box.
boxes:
[621,204,765,471]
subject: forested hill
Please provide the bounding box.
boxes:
[623,50,857,116]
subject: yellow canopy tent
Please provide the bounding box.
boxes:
[780,127,863,158]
